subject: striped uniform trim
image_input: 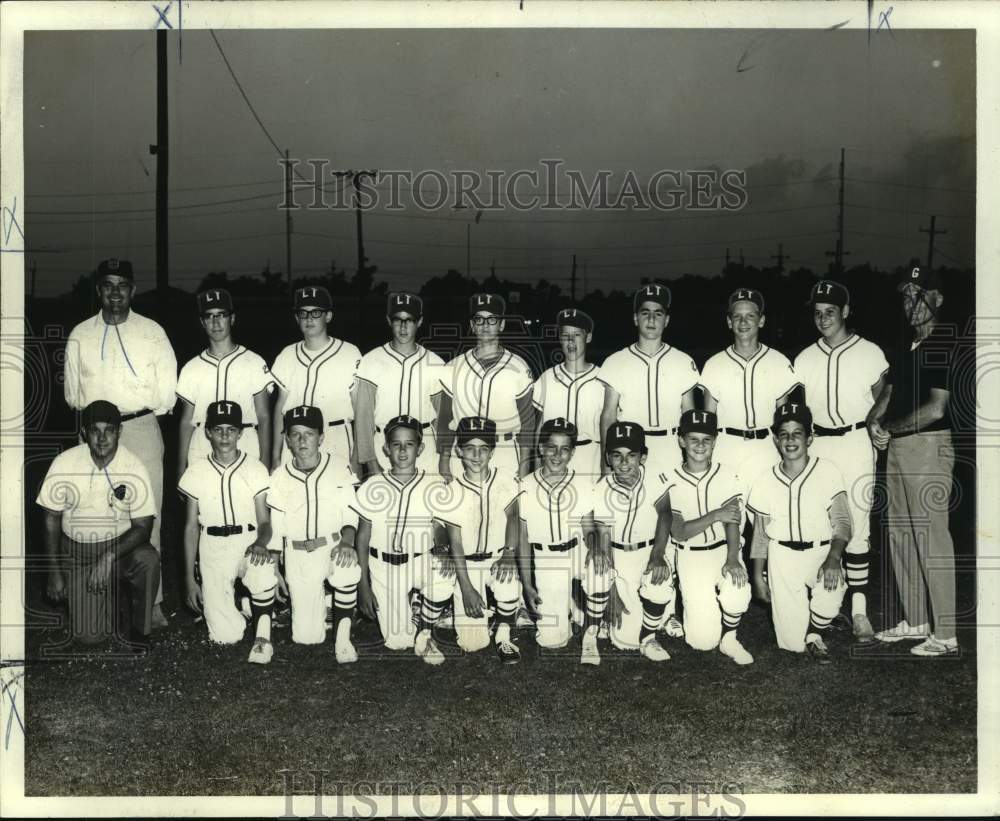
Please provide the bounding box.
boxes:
[384,469,426,553]
[585,589,610,621]
[721,609,742,630]
[723,344,769,429]
[283,452,332,540]
[843,554,870,589]
[771,457,820,543]
[419,595,451,630]
[455,468,497,555]
[553,363,601,431]
[668,462,728,545]
[819,334,861,427]
[207,450,248,528]
[640,597,667,638]
[333,583,358,612]
[532,469,576,544]
[294,338,344,406]
[606,468,646,544]
[465,349,514,419]
[809,611,834,632]
[381,343,430,418]
[625,343,671,428]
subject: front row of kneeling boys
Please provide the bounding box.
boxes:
[181,398,849,668]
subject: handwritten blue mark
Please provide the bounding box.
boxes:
[152,1,174,29]
[878,6,894,34]
[1,198,25,253]
[2,666,25,750]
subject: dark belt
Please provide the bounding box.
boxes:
[778,539,831,551]
[814,421,866,436]
[369,547,423,565]
[376,421,433,432]
[530,537,578,552]
[204,523,256,537]
[644,428,677,437]
[611,538,652,551]
[576,438,594,447]
[328,419,347,428]
[723,427,770,440]
[675,539,726,551]
[120,408,153,423]
[292,536,328,550]
[196,421,258,430]
[466,551,494,562]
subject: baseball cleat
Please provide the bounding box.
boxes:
[515,606,535,630]
[852,613,876,643]
[719,633,754,665]
[415,630,445,666]
[151,604,169,631]
[640,635,671,662]
[247,637,274,665]
[874,620,930,643]
[910,636,959,657]
[597,622,609,641]
[335,640,359,665]
[580,626,601,666]
[805,635,831,664]
[663,616,684,639]
[495,637,521,665]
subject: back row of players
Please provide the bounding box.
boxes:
[166,279,885,666]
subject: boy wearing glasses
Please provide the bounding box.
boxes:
[437,293,536,481]
[354,292,446,476]
[270,286,362,480]
[176,288,275,474]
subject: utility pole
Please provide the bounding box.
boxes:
[285,149,293,286]
[152,30,169,297]
[771,243,789,274]
[825,147,848,275]
[919,215,946,272]
[570,254,577,301]
[351,170,378,278]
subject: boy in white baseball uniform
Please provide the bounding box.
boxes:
[794,280,888,642]
[354,292,445,476]
[747,403,851,663]
[267,405,362,663]
[518,418,612,665]
[354,415,458,665]
[591,422,673,661]
[532,308,606,479]
[176,288,275,474]
[661,410,753,665]
[437,294,536,481]
[270,286,362,480]
[178,401,278,663]
[441,416,523,664]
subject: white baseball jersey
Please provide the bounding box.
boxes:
[271,338,362,425]
[793,335,889,428]
[440,349,534,434]
[519,469,594,545]
[266,452,359,548]
[176,346,275,430]
[451,468,520,554]
[351,470,459,555]
[36,443,156,542]
[660,463,742,547]
[355,343,445,428]
[699,345,799,430]
[591,468,660,545]
[177,451,269,530]
[600,343,699,432]
[532,364,605,443]
[746,457,846,543]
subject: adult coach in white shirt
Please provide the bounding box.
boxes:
[63,258,177,628]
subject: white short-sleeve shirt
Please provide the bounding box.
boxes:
[794,335,890,428]
[355,343,445,428]
[699,345,799,430]
[351,470,459,555]
[660,462,742,547]
[600,343,699,432]
[746,456,846,543]
[532,364,606,443]
[177,451,269,529]
[271,338,362,424]
[451,468,521,554]
[266,453,359,547]
[591,467,661,545]
[176,346,275,428]
[440,349,534,434]
[519,469,595,546]
[36,443,156,542]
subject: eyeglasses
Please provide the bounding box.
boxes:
[471,315,501,327]
[202,311,232,321]
[390,316,418,326]
[295,309,326,320]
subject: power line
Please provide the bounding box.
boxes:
[846,201,974,221]
[845,176,974,195]
[27,178,282,198]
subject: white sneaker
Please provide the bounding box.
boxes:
[874,620,930,643]
[415,630,445,666]
[580,626,600,666]
[597,622,609,641]
[640,635,671,662]
[910,636,959,657]
[335,640,359,664]
[719,633,754,665]
[663,615,684,639]
[247,637,273,665]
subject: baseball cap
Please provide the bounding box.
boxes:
[557,307,594,334]
[294,286,333,311]
[384,414,423,441]
[206,400,243,428]
[633,283,671,313]
[728,287,765,313]
[283,404,324,433]
[897,265,944,294]
[96,258,134,281]
[81,400,121,428]
[197,288,234,314]
[539,417,578,446]
[677,409,719,436]
[456,416,497,449]
[387,292,423,319]
[605,421,647,454]
[772,401,813,434]
[469,293,505,317]
[807,280,849,308]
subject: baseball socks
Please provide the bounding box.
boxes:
[493,598,520,664]
[718,612,753,665]
[332,583,359,664]
[844,554,875,641]
[247,586,276,665]
[580,590,609,666]
[414,595,449,666]
[638,595,671,662]
[805,611,834,663]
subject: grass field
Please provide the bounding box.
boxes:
[24,556,977,798]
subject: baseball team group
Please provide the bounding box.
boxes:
[36,258,960,669]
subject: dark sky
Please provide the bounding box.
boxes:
[23,27,975,297]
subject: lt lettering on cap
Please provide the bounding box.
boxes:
[816,282,833,295]
[206,290,219,302]
[737,289,751,300]
[293,406,306,419]
[476,295,489,306]
[617,424,632,438]
[469,418,485,431]
[692,412,707,424]
[221,402,233,415]
[782,403,798,416]
[108,259,120,271]
[911,267,921,279]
